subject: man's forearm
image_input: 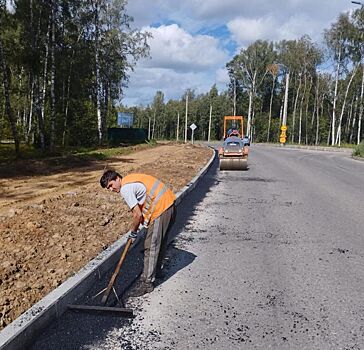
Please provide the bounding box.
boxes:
[130,204,143,232]
[131,217,141,232]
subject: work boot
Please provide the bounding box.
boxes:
[128,279,154,298]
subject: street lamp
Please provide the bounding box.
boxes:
[351,1,364,6]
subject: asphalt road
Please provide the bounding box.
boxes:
[32,144,364,350]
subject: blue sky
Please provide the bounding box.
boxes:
[122,0,356,107]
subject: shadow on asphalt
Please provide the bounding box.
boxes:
[153,245,197,288]
[30,153,219,350]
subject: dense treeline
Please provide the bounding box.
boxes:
[0,0,149,156]
[0,3,363,156]
[124,9,363,147]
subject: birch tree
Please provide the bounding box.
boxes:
[227,40,274,138]
[325,13,356,146]
[266,64,279,142]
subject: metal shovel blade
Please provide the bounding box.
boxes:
[68,304,134,318]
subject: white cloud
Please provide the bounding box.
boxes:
[226,11,348,48]
[227,16,277,44]
[140,24,228,72]
[215,68,229,86]
[122,24,229,106]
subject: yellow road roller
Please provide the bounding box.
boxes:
[218,136,249,170]
[218,116,249,170]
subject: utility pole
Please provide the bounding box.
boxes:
[280,68,290,145]
[233,78,236,116]
[208,104,212,142]
[184,93,188,143]
[148,116,151,140]
[176,112,180,141]
[282,71,289,127]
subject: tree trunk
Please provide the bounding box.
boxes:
[345,96,354,136]
[94,0,102,144]
[246,70,256,138]
[152,110,156,139]
[304,76,312,144]
[349,95,358,144]
[311,75,320,128]
[298,101,303,144]
[267,75,275,142]
[315,94,323,145]
[332,48,341,146]
[104,82,109,140]
[27,81,35,144]
[208,105,212,142]
[62,31,81,147]
[176,112,179,141]
[291,74,302,143]
[27,0,38,146]
[0,37,20,156]
[327,114,332,146]
[17,69,24,131]
[357,64,364,145]
[62,70,71,147]
[50,1,56,151]
[39,22,51,151]
[335,65,358,146]
[298,74,307,145]
[148,116,151,140]
[184,94,188,142]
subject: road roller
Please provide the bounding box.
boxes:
[218,115,249,170]
[218,136,249,170]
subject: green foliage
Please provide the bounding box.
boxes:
[0,141,156,163]
[0,142,44,162]
[353,142,364,157]
[0,0,150,155]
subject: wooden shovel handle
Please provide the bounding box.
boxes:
[101,237,133,305]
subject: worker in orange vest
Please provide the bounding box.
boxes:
[100,170,176,297]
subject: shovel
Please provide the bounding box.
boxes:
[68,237,134,317]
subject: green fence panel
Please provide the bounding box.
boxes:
[108,128,147,145]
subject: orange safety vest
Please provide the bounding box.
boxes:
[121,174,176,227]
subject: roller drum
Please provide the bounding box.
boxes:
[219,157,248,170]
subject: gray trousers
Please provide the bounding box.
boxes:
[142,204,176,283]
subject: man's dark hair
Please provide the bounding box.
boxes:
[100,170,122,188]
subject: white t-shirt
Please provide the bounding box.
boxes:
[120,182,147,210]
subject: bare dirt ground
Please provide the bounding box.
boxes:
[0,143,212,330]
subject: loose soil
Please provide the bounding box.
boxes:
[0,143,212,330]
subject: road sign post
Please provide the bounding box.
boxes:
[190,123,197,144]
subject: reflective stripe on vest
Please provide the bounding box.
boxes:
[142,184,169,227]
[141,179,162,227]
